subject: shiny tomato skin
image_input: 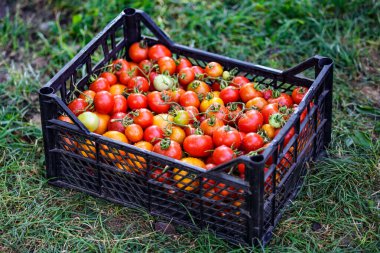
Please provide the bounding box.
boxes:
[231,76,250,88]
[99,72,117,86]
[242,133,264,152]
[139,59,153,75]
[220,86,240,104]
[246,97,268,110]
[187,80,211,97]
[212,145,236,165]
[178,67,195,86]
[192,66,205,79]
[292,87,308,104]
[237,110,264,133]
[112,59,129,77]
[205,62,223,78]
[108,112,128,133]
[112,94,128,114]
[157,56,176,75]
[144,125,164,144]
[261,103,279,124]
[127,76,149,92]
[176,57,193,72]
[128,41,149,63]
[179,91,200,108]
[200,117,225,136]
[184,106,200,123]
[183,135,214,158]
[170,88,185,103]
[212,126,242,148]
[68,98,88,116]
[239,82,263,102]
[148,44,172,60]
[94,91,114,115]
[125,123,144,143]
[147,91,171,113]
[268,93,293,108]
[127,93,148,110]
[133,108,153,129]
[153,139,182,160]
[89,77,110,92]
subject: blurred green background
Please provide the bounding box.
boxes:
[0,0,379,252]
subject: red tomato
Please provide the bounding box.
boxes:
[268,93,293,108]
[89,77,110,92]
[151,168,170,183]
[108,112,128,133]
[112,59,129,77]
[139,59,153,74]
[261,103,279,124]
[127,93,148,110]
[178,67,195,86]
[99,72,117,86]
[68,98,88,116]
[128,41,149,63]
[170,88,185,103]
[200,117,225,136]
[144,125,164,144]
[179,91,200,108]
[192,66,205,79]
[261,88,273,100]
[148,44,172,60]
[242,133,264,152]
[212,145,236,165]
[184,124,197,136]
[292,87,308,104]
[226,103,243,122]
[149,72,159,87]
[238,110,264,133]
[187,80,211,97]
[211,82,221,91]
[183,134,214,158]
[231,76,250,88]
[133,108,153,129]
[176,57,192,72]
[212,126,242,148]
[185,106,200,123]
[246,97,268,110]
[127,76,149,92]
[153,139,182,160]
[205,62,223,78]
[239,82,263,102]
[157,56,176,75]
[205,104,229,122]
[112,94,127,114]
[94,91,114,114]
[147,91,171,113]
[79,90,96,103]
[220,86,240,104]
[274,127,295,147]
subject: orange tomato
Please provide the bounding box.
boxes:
[199,96,224,112]
[153,114,174,131]
[94,112,110,135]
[101,131,128,161]
[58,115,77,151]
[79,139,96,159]
[168,126,186,144]
[173,157,205,191]
[125,124,144,143]
[109,84,127,96]
[246,97,268,110]
[261,124,275,139]
[187,80,211,96]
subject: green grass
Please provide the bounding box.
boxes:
[1,0,379,252]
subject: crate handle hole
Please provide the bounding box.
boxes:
[250,154,264,163]
[318,58,333,68]
[124,8,136,16]
[40,87,54,95]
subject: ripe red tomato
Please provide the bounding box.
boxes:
[99,72,117,86]
[183,134,214,158]
[268,93,293,108]
[205,104,229,122]
[127,76,149,92]
[212,145,236,165]
[138,59,153,74]
[112,94,128,114]
[187,80,211,96]
[132,108,153,129]
[261,88,273,100]
[79,90,96,103]
[144,125,164,144]
[205,62,223,78]
[246,97,268,110]
[211,82,221,91]
[184,124,197,136]
[220,86,240,104]
[231,76,250,88]
[239,82,263,102]
[212,126,242,148]
[169,88,185,103]
[147,91,171,113]
[128,41,149,63]
[226,103,243,122]
[200,117,225,136]
[157,56,176,75]
[176,57,192,72]
[261,103,279,124]
[242,133,264,152]
[153,139,182,160]
[148,44,172,60]
[292,87,308,104]
[89,77,110,92]
[184,106,200,123]
[179,91,200,108]
[178,67,195,86]
[238,110,264,133]
[94,91,114,114]
[191,66,205,79]
[127,93,148,110]
[112,59,129,77]
[274,127,295,147]
[125,123,144,143]
[68,98,88,116]
[108,112,128,133]
[150,168,170,183]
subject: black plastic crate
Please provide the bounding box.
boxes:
[38,8,333,246]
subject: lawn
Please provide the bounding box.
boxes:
[0,0,379,252]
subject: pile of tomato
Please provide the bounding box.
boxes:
[59,40,309,194]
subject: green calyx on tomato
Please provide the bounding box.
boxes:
[160,138,172,150]
[269,113,285,128]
